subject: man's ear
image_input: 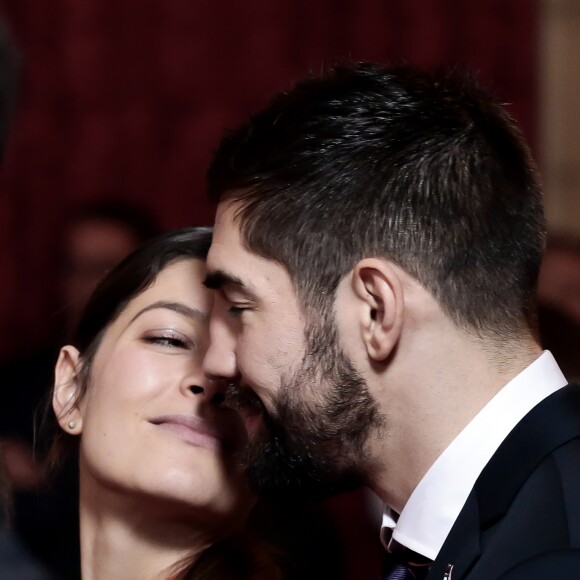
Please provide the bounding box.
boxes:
[53,345,83,435]
[352,258,404,362]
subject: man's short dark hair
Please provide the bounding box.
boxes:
[207,62,545,337]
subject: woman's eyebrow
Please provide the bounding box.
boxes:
[130,301,207,324]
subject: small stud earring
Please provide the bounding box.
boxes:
[68,420,76,430]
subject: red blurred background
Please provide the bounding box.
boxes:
[0,0,538,358]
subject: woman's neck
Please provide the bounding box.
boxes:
[79,481,217,580]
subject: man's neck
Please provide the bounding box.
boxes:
[368,326,542,513]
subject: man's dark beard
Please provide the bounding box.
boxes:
[227,319,384,502]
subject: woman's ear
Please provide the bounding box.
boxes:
[352,258,404,362]
[53,345,83,435]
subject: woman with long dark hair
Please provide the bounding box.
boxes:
[51,227,279,580]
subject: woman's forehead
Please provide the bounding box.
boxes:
[103,259,212,341]
[131,259,210,309]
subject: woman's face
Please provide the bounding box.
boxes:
[55,259,252,527]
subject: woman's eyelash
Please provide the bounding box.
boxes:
[143,333,190,349]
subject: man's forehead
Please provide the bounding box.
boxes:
[214,199,240,227]
[208,203,243,262]
[208,203,298,297]
[207,201,263,291]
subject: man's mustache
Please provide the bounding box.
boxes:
[224,382,265,415]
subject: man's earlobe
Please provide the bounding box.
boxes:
[352,259,404,362]
[53,345,83,434]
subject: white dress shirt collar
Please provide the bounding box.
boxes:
[380,351,567,560]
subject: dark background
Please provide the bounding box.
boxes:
[0,0,538,359]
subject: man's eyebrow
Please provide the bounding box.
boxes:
[130,301,207,324]
[203,270,246,291]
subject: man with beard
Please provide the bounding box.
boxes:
[202,63,580,579]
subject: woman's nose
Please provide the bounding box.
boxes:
[186,378,227,406]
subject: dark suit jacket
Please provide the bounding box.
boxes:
[427,383,580,579]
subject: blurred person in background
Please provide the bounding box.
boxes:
[538,235,580,324]
[0,14,53,580]
[537,303,580,383]
[0,17,17,155]
[58,200,160,335]
[537,235,580,383]
[1,444,52,579]
[0,199,158,579]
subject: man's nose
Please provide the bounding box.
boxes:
[203,316,238,381]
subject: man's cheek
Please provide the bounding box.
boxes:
[244,412,265,440]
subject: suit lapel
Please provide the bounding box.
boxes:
[430,384,580,579]
[428,492,480,579]
[475,383,580,528]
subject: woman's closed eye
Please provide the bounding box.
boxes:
[142,330,193,350]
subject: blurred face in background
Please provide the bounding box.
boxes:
[61,217,142,327]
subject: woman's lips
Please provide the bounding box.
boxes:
[149,414,226,450]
